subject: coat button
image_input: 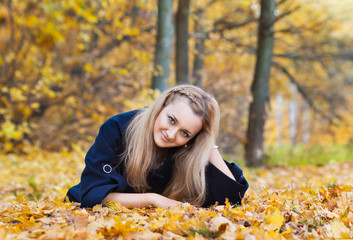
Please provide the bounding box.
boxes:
[103,164,112,174]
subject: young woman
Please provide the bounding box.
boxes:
[66,85,248,208]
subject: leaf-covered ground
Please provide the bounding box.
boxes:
[0,148,352,239]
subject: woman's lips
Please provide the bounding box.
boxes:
[161,132,169,142]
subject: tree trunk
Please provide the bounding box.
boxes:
[152,0,174,92]
[302,101,310,144]
[192,13,206,87]
[245,0,275,167]
[289,83,298,144]
[130,0,138,27]
[175,0,190,84]
[276,92,283,146]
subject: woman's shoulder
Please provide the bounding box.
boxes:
[110,109,141,122]
[103,109,142,131]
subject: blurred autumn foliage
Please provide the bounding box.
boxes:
[0,0,352,157]
[0,0,159,151]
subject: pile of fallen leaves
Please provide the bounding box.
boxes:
[0,147,352,239]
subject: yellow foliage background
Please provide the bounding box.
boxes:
[0,0,352,155]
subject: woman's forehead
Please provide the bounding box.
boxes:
[163,100,203,130]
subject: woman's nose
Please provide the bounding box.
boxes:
[166,127,178,141]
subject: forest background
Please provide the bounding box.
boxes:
[1,0,353,168]
[1,0,353,167]
[1,0,353,239]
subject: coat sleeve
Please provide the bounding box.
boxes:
[77,117,129,207]
[203,161,249,207]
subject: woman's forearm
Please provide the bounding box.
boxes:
[103,192,152,208]
[209,148,236,181]
[102,192,181,208]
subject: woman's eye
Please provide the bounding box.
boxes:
[181,130,190,138]
[168,116,175,124]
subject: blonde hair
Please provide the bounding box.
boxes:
[122,85,220,206]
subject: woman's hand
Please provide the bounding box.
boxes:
[103,192,181,208]
[148,193,181,208]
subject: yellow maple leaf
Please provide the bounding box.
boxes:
[264,209,285,232]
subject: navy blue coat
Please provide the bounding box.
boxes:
[66,110,249,208]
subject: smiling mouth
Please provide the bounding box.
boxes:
[161,132,170,142]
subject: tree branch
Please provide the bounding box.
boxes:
[273,61,337,124]
[272,5,301,25]
[274,51,353,61]
[193,0,219,15]
[212,18,258,33]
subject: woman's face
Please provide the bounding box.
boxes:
[153,98,203,148]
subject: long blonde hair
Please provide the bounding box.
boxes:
[122,85,220,206]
